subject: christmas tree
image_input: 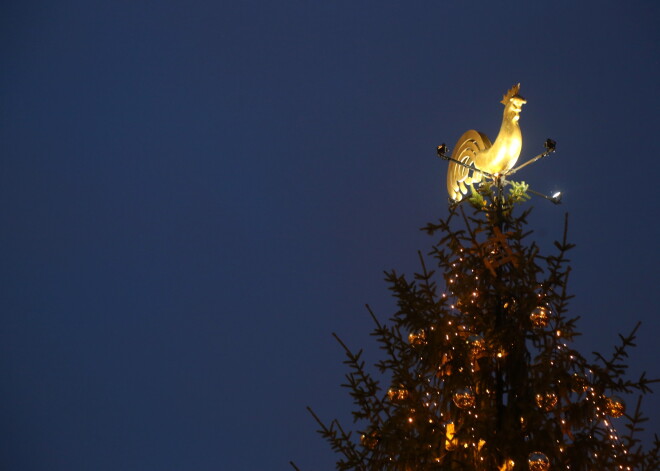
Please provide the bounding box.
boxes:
[295,86,659,471]
[300,184,659,471]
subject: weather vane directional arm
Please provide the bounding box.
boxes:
[506,138,556,176]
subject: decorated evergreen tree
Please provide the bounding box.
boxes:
[298,182,659,471]
[296,85,659,471]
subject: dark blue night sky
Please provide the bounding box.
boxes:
[1,2,659,470]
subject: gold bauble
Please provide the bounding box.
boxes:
[457,324,470,338]
[570,373,588,393]
[387,388,409,402]
[606,396,625,418]
[530,306,550,328]
[535,392,558,411]
[453,387,476,409]
[408,329,427,346]
[467,334,486,356]
[360,431,379,449]
[528,451,550,471]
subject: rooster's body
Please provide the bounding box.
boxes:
[447,84,527,201]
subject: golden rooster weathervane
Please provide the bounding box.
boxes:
[438,84,558,203]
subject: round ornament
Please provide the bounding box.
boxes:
[606,396,625,418]
[387,388,409,402]
[528,451,550,471]
[360,431,379,449]
[530,306,550,328]
[408,330,427,346]
[467,335,486,356]
[453,387,476,409]
[535,392,558,411]
[570,373,588,393]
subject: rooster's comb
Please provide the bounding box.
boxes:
[501,83,521,104]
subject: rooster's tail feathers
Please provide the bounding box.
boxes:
[446,130,492,201]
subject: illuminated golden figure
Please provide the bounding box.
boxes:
[446,84,527,201]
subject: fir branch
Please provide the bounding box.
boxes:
[332,332,386,425]
[415,250,438,304]
[306,407,368,470]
